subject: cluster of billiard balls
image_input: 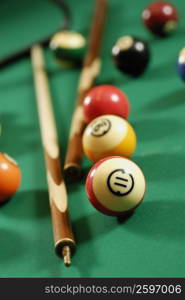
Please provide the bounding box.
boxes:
[50,1,185,80]
[1,1,184,210]
[82,85,146,216]
[48,0,185,217]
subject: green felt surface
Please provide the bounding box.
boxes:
[0,0,185,278]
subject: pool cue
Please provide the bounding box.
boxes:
[31,44,75,266]
[64,0,107,181]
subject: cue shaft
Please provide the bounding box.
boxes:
[31,44,75,266]
[64,0,107,180]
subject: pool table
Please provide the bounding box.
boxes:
[0,0,185,278]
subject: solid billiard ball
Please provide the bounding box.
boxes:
[142,1,178,37]
[112,36,150,77]
[83,85,130,123]
[50,30,86,65]
[177,47,185,82]
[0,153,21,203]
[86,156,146,216]
[82,115,136,163]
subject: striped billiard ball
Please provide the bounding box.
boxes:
[112,35,150,77]
[86,156,146,216]
[50,30,86,65]
[82,115,136,163]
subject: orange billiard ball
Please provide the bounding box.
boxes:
[82,115,136,163]
[0,153,21,203]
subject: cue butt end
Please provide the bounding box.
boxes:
[64,163,81,183]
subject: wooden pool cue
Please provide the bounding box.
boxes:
[64,0,107,181]
[31,44,75,266]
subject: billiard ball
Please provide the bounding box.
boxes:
[142,1,178,37]
[0,153,21,203]
[177,47,185,82]
[86,156,146,216]
[83,85,130,123]
[82,115,136,163]
[50,30,86,65]
[112,36,150,77]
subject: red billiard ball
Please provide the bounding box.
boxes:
[86,156,146,216]
[83,85,130,123]
[0,153,21,203]
[142,1,178,37]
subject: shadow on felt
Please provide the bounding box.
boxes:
[144,59,177,80]
[72,211,116,276]
[0,190,50,220]
[0,74,32,90]
[0,190,63,276]
[132,117,184,142]
[125,200,185,241]
[0,113,40,156]
[143,88,185,112]
[0,228,25,266]
[72,206,134,276]
[134,152,185,182]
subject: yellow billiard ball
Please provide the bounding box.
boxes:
[86,156,146,216]
[82,115,136,163]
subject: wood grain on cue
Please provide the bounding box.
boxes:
[31,44,75,266]
[64,0,107,181]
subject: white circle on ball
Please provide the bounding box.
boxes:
[83,115,128,153]
[135,42,144,52]
[107,169,134,196]
[142,9,151,20]
[163,5,173,15]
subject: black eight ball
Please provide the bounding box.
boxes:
[112,35,150,77]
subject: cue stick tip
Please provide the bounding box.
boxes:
[62,245,72,267]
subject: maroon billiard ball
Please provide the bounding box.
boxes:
[83,85,130,123]
[142,1,178,37]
